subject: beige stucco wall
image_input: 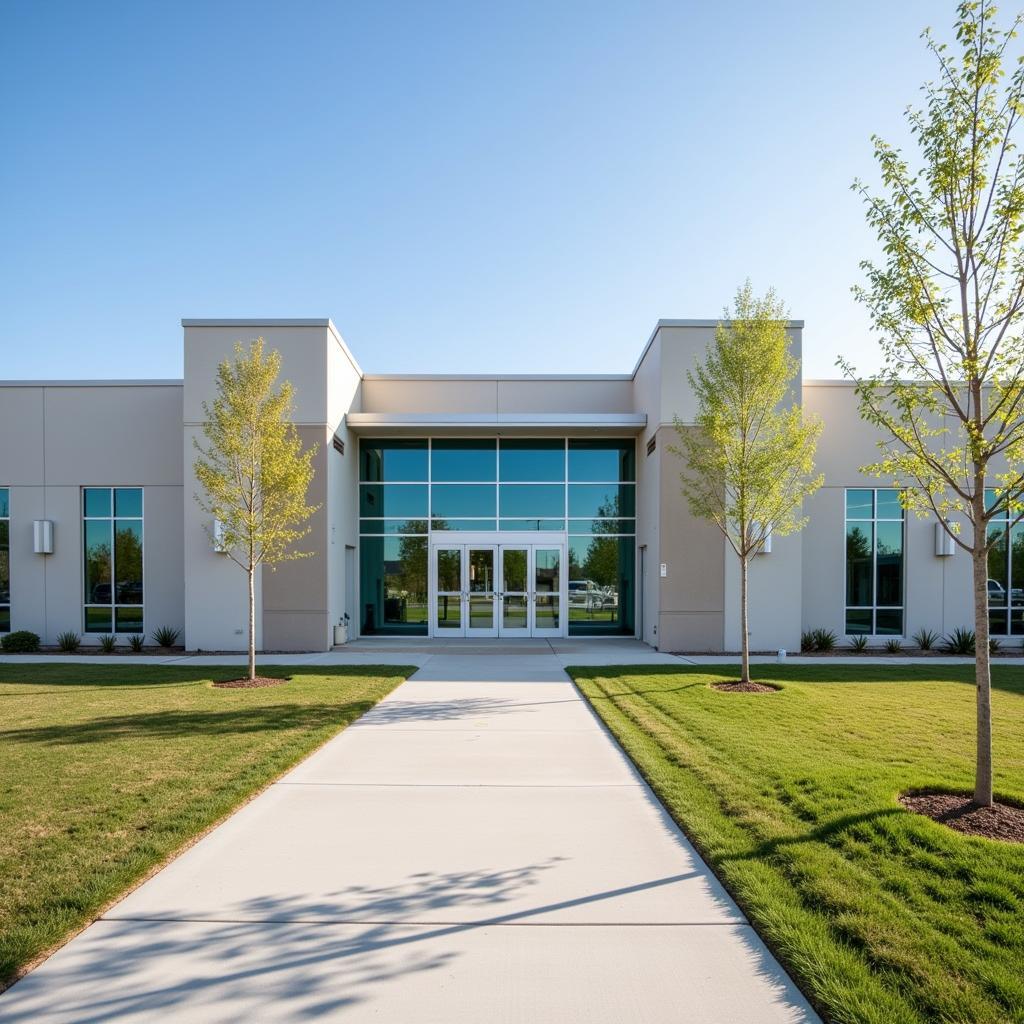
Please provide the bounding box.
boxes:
[0,383,184,645]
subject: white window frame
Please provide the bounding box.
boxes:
[82,487,145,635]
[844,487,905,637]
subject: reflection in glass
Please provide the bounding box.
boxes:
[499,440,564,482]
[988,524,1008,606]
[431,519,496,531]
[436,595,462,629]
[499,484,564,518]
[84,488,111,518]
[845,524,873,607]
[568,440,635,482]
[502,549,528,592]
[360,519,429,535]
[469,594,494,628]
[468,549,495,593]
[0,520,8,604]
[84,520,112,603]
[534,548,560,593]
[360,484,429,518]
[114,488,143,517]
[115,521,144,604]
[431,439,497,482]
[431,484,496,519]
[360,439,428,482]
[535,596,560,629]
[499,519,564,532]
[116,606,144,633]
[845,489,873,519]
[85,607,112,633]
[845,608,872,635]
[568,484,635,519]
[875,489,903,520]
[0,487,9,518]
[436,548,461,592]
[359,535,428,635]
[502,595,528,630]
[875,521,902,607]
[568,535,634,635]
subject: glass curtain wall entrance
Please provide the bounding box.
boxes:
[432,541,564,638]
[358,438,636,637]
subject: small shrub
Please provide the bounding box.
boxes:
[989,635,1002,654]
[912,628,939,651]
[98,634,117,653]
[800,630,815,652]
[884,638,903,653]
[151,625,181,649]
[849,634,869,652]
[57,631,81,653]
[128,633,145,652]
[942,627,976,655]
[1,630,41,653]
[811,627,838,652]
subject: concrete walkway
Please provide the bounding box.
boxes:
[0,649,819,1022]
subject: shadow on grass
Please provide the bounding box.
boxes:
[568,662,1024,695]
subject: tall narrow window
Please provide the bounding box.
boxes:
[0,488,9,632]
[83,487,144,633]
[986,489,1024,635]
[845,488,904,635]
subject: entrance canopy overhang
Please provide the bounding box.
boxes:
[344,412,647,435]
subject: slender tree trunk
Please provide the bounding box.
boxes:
[972,537,993,807]
[740,554,750,684]
[248,564,256,682]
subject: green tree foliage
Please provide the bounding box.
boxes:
[843,1,1024,804]
[671,282,822,682]
[193,340,319,679]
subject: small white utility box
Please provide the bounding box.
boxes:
[33,520,53,554]
[334,622,349,645]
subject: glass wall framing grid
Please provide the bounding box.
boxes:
[844,487,904,636]
[358,438,636,636]
[83,487,144,634]
[986,488,1024,635]
[0,488,8,632]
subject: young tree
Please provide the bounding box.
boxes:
[193,339,319,681]
[844,0,1024,806]
[671,282,823,683]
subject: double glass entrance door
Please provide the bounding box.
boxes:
[433,542,563,637]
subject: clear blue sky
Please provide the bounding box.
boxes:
[1,0,943,379]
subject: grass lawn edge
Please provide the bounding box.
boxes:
[1,663,417,994]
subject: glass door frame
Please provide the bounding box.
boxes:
[465,544,498,638]
[429,533,567,639]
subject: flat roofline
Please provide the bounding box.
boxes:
[631,317,805,378]
[181,318,363,378]
[346,412,647,432]
[803,378,856,387]
[0,379,184,387]
[362,373,632,382]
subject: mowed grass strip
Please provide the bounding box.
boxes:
[568,663,1024,1024]
[0,662,414,988]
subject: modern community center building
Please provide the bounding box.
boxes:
[0,318,1013,652]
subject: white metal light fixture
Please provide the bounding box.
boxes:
[756,524,772,555]
[33,520,53,554]
[212,519,228,554]
[935,522,955,557]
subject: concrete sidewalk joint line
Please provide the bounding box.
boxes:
[0,643,821,1023]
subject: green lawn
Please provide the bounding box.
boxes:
[0,662,414,988]
[568,663,1024,1024]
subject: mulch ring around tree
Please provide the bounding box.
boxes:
[900,790,1024,843]
[213,676,290,689]
[711,681,780,693]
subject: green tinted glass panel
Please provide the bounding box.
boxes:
[499,440,565,482]
[359,439,428,482]
[114,521,144,604]
[986,488,1005,515]
[84,520,112,604]
[502,549,528,592]
[845,523,873,606]
[430,518,496,531]
[845,608,872,635]
[0,488,8,518]
[499,484,564,518]
[568,440,635,482]
[359,536,428,635]
[875,521,903,606]
[845,489,873,519]
[875,490,903,519]
[436,548,462,591]
[0,535,9,603]
[84,488,111,517]
[875,608,903,635]
[988,524,1009,605]
[567,534,635,635]
[431,484,495,518]
[85,606,112,633]
[990,607,1009,635]
[436,596,462,629]
[115,606,144,633]
[499,519,564,531]
[114,488,143,517]
[0,607,9,632]
[568,519,634,535]
[431,439,496,482]
[359,484,428,518]
[1012,525,1024,605]
[568,484,635,519]
[359,519,427,535]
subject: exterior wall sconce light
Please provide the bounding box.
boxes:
[935,522,956,557]
[755,524,772,555]
[212,519,229,554]
[33,520,54,554]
